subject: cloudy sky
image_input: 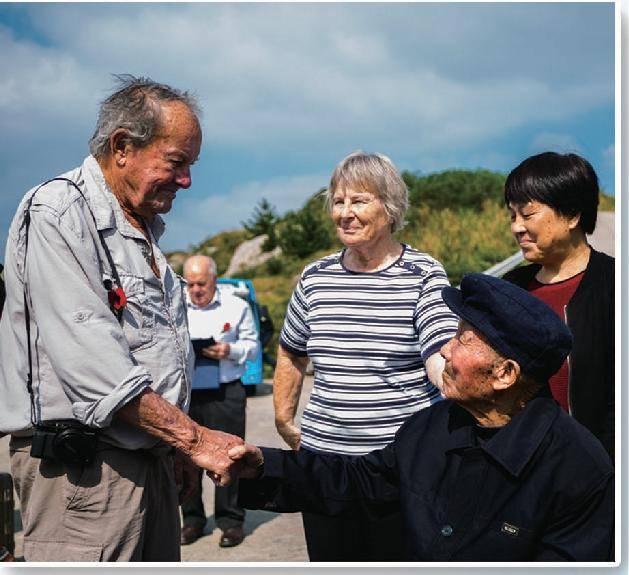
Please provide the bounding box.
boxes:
[0,2,615,256]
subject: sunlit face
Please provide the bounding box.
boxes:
[331,186,392,248]
[185,269,216,308]
[508,201,579,265]
[440,320,498,406]
[120,101,202,219]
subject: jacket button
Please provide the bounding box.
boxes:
[441,525,453,537]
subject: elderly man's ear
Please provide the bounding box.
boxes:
[491,359,521,391]
[109,128,133,167]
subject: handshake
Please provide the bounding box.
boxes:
[177,426,265,497]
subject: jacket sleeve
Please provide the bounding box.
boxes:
[535,473,614,561]
[238,445,401,520]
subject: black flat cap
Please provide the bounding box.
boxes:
[442,273,573,382]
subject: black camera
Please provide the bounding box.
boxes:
[30,421,98,465]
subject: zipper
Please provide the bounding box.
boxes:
[158,264,191,407]
[143,226,191,407]
[563,304,572,415]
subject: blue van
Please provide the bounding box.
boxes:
[216,278,272,390]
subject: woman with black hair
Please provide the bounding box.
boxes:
[503,152,614,458]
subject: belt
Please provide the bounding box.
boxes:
[191,377,241,391]
[221,378,242,386]
[9,434,174,458]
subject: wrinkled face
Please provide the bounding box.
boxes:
[331,186,392,248]
[508,201,579,264]
[440,320,499,405]
[121,101,202,219]
[185,269,216,308]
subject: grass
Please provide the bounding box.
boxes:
[398,200,517,285]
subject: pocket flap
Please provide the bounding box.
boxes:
[25,539,103,561]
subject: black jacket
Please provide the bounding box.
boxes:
[503,248,614,457]
[240,397,613,561]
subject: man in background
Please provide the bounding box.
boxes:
[182,255,259,548]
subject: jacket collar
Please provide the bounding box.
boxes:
[508,245,608,287]
[445,388,559,478]
[570,246,611,302]
[82,155,166,241]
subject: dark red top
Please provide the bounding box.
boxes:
[527,272,585,412]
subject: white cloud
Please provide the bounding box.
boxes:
[602,144,615,167]
[0,26,98,134]
[0,4,612,153]
[0,3,614,254]
[528,132,583,155]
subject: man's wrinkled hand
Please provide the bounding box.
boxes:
[228,443,265,479]
[275,420,301,451]
[188,427,244,486]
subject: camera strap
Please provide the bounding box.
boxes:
[22,177,124,425]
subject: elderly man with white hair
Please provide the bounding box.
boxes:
[181,255,259,548]
[0,76,243,561]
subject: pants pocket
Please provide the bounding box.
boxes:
[24,539,103,561]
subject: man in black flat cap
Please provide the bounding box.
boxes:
[228,273,614,562]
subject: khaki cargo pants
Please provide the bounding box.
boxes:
[10,436,180,562]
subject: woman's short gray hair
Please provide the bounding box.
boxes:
[326,151,408,233]
[88,74,201,159]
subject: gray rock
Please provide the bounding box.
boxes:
[225,235,282,277]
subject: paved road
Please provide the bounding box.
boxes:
[0,377,314,562]
[180,378,312,562]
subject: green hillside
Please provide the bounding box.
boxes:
[170,168,614,372]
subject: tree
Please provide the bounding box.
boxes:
[404,169,506,211]
[242,198,279,251]
[277,191,334,259]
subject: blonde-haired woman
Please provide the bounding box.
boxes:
[273,151,458,561]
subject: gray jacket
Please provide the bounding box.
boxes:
[0,156,193,450]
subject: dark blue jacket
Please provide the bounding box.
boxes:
[239,395,613,561]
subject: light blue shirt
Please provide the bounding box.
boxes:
[187,287,259,385]
[0,156,194,450]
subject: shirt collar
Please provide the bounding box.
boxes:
[187,287,221,310]
[82,155,166,241]
[445,389,559,478]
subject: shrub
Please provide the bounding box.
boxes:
[404,169,506,211]
[242,198,279,250]
[265,256,284,276]
[398,200,516,285]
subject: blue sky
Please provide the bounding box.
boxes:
[0,2,615,256]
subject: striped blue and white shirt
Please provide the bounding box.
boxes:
[280,245,458,455]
